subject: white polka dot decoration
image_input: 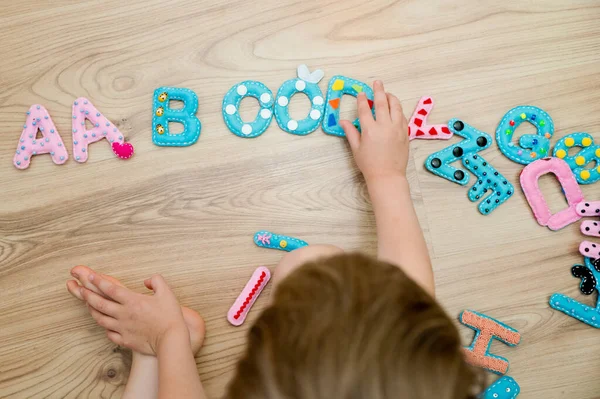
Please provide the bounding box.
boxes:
[313,96,324,106]
[237,85,248,96]
[260,109,272,119]
[287,120,298,131]
[278,96,289,107]
[225,104,236,115]
[260,93,271,104]
[241,124,252,135]
[295,80,306,91]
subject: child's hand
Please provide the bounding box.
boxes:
[340,80,408,182]
[80,273,188,356]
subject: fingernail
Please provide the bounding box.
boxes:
[89,273,95,282]
[71,271,79,279]
[79,287,84,295]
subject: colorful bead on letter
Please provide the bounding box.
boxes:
[550,256,600,328]
[254,231,308,252]
[222,81,274,138]
[13,105,68,169]
[553,133,600,184]
[322,76,374,137]
[495,106,554,165]
[520,157,585,230]
[152,87,201,146]
[459,310,521,375]
[274,65,326,135]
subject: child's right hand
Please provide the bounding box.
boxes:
[80,273,189,356]
[340,81,409,183]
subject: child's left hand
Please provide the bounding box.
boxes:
[80,273,188,356]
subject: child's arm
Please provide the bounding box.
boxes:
[81,274,207,399]
[340,81,435,295]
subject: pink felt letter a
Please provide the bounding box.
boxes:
[13,105,68,170]
[71,97,133,162]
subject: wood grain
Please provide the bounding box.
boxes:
[1,1,599,397]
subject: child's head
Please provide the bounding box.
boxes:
[226,253,482,399]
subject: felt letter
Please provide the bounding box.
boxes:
[322,75,374,137]
[408,96,452,141]
[72,97,133,161]
[153,87,201,146]
[459,310,521,375]
[13,105,68,169]
[520,157,585,230]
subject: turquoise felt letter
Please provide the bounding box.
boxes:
[152,87,201,147]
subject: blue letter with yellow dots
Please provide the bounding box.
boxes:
[152,87,201,147]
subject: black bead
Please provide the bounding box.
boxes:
[472,187,476,191]
[495,199,499,203]
[585,203,590,206]
[507,191,512,195]
[465,160,470,164]
[479,180,483,184]
[431,158,441,168]
[582,209,586,213]
[494,172,499,176]
[473,155,478,159]
[476,136,488,147]
[454,170,465,180]
[476,196,480,200]
[485,209,489,213]
[474,166,478,170]
[483,189,487,193]
[453,147,464,157]
[585,248,590,252]
[487,200,491,204]
[503,181,508,184]
[487,179,491,183]
[483,162,487,166]
[586,227,590,231]
[453,120,464,131]
[497,192,501,196]
[596,209,599,213]
[483,172,487,176]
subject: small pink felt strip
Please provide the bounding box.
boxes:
[461,311,521,375]
[580,241,600,259]
[227,266,271,326]
[520,158,585,231]
[408,96,452,141]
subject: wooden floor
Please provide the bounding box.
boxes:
[1,1,599,397]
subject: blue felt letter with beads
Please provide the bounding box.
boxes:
[152,87,201,147]
[495,106,554,165]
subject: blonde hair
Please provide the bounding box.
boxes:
[226,253,483,399]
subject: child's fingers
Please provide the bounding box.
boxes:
[357,92,374,127]
[81,287,121,317]
[144,274,168,295]
[89,273,130,304]
[87,303,120,331]
[373,80,390,123]
[340,120,360,152]
[386,93,404,125]
[106,330,124,346]
[66,280,84,300]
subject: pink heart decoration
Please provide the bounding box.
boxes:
[112,142,134,159]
